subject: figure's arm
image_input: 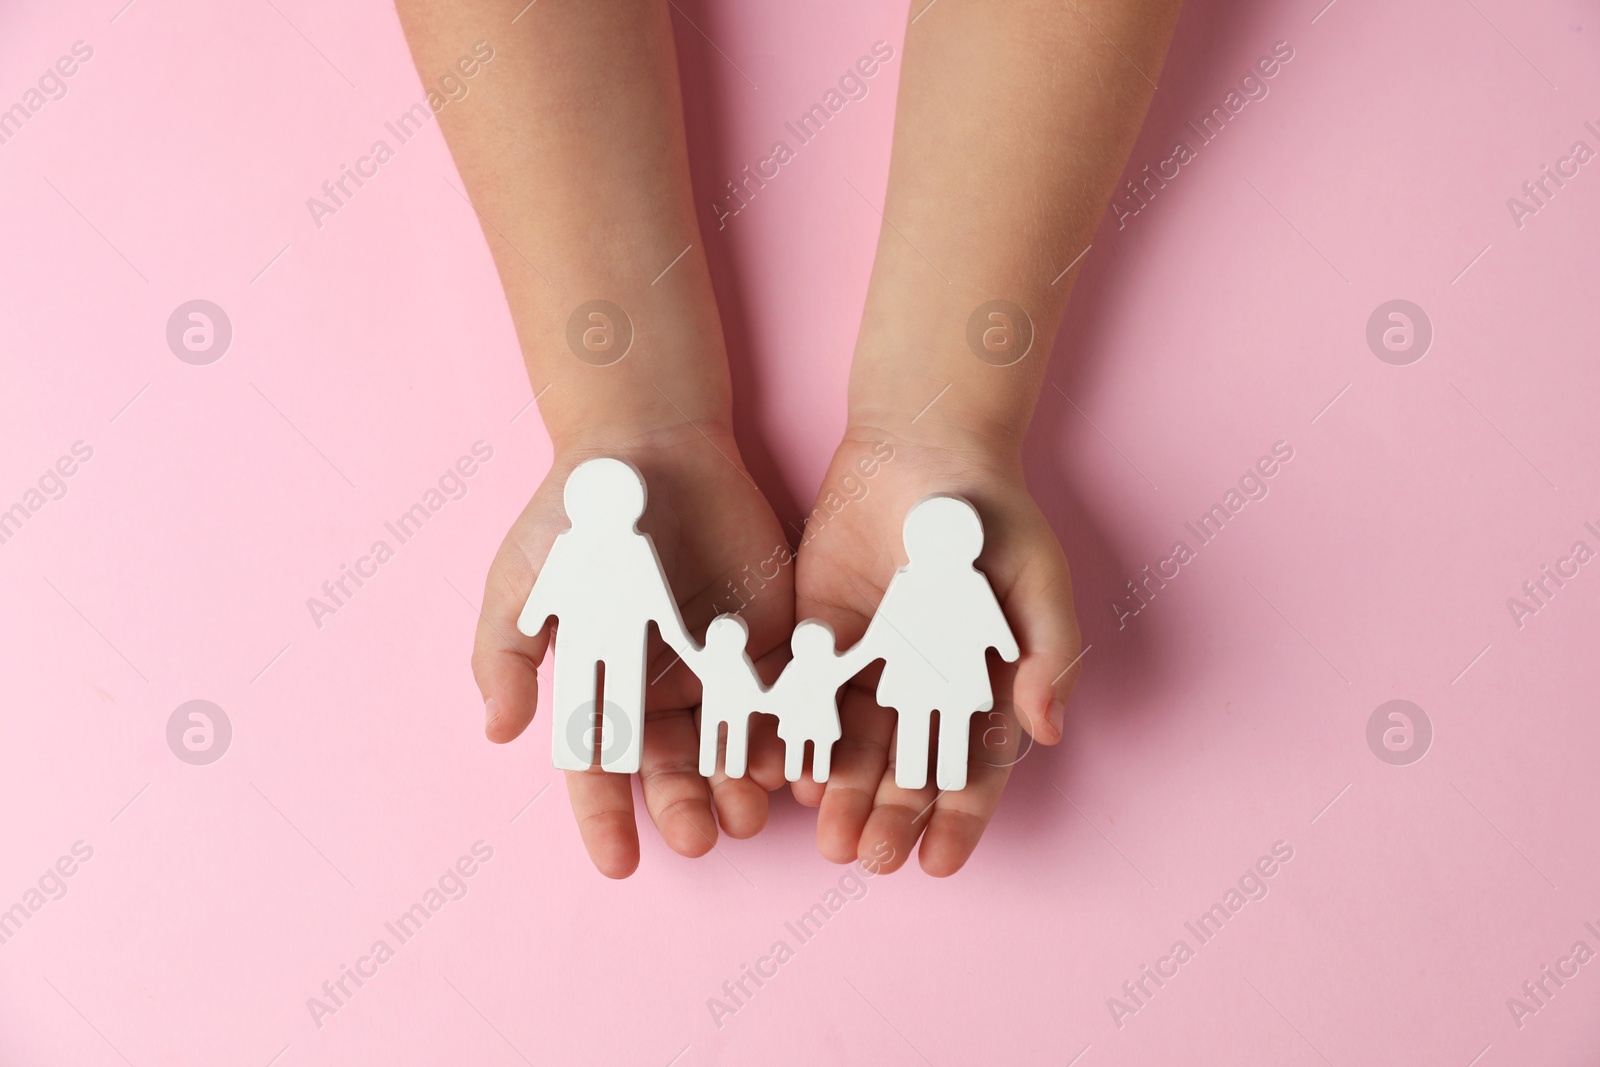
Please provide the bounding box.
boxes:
[658,613,697,658]
[642,551,698,657]
[850,575,896,658]
[739,657,770,702]
[833,637,880,679]
[983,589,1021,663]
[515,538,567,637]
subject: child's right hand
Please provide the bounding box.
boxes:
[472,423,795,878]
[791,426,1085,876]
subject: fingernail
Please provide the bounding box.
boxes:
[1047,698,1066,737]
[485,696,501,732]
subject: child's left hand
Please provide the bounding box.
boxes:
[791,427,1085,875]
[474,426,795,877]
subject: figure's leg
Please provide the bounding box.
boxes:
[599,634,647,774]
[893,709,933,790]
[699,711,725,778]
[782,733,805,782]
[809,730,841,784]
[552,653,599,771]
[936,709,973,791]
[723,714,750,779]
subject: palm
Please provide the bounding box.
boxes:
[474,426,793,877]
[792,431,1084,875]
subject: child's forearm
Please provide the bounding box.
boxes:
[848,0,1183,452]
[395,0,732,450]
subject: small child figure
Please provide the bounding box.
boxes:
[685,614,766,779]
[768,620,870,784]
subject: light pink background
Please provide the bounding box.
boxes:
[3,0,1598,1063]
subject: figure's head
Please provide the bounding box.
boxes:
[902,495,983,566]
[563,457,645,529]
[705,613,749,652]
[791,619,837,658]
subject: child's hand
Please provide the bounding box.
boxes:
[474,424,794,878]
[791,427,1084,876]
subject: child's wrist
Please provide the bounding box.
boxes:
[525,298,736,456]
[844,394,1028,468]
[544,399,737,459]
[845,324,1047,466]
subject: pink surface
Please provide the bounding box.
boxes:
[2,0,1597,1063]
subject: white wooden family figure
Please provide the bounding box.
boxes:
[517,458,1019,792]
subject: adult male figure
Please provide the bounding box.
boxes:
[518,458,695,773]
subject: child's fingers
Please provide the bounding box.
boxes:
[740,648,793,794]
[917,783,1006,876]
[709,775,768,839]
[471,553,552,744]
[790,769,825,808]
[704,714,786,833]
[1003,550,1083,746]
[918,712,1019,876]
[815,687,895,862]
[742,715,788,793]
[705,715,780,836]
[565,767,639,879]
[637,708,720,859]
[699,702,771,839]
[855,798,931,875]
[854,727,940,873]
